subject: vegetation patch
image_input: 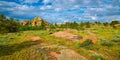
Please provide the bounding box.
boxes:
[77,39,95,50]
[91,53,105,60]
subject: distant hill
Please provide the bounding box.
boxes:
[21,17,50,26]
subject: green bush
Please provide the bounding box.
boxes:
[110,20,119,26]
[80,39,93,47]
[91,53,104,60]
[77,39,94,50]
[111,36,120,45]
[101,40,113,47]
[19,26,47,31]
[0,14,20,33]
[111,38,120,42]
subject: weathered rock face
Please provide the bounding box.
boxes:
[32,17,43,26]
[50,49,87,60]
[21,20,30,26]
[21,17,50,26]
[113,24,120,28]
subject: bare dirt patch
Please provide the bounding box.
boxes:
[80,31,97,44]
[30,36,41,41]
[53,31,82,40]
[50,49,87,60]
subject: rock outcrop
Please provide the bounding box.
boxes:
[21,20,31,26]
[113,24,120,28]
[31,17,49,26]
[21,17,50,26]
[53,31,82,40]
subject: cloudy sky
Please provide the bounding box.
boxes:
[0,0,120,23]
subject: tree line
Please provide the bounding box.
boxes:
[0,14,20,33]
[0,14,120,33]
[51,20,120,30]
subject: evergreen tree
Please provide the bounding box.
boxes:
[79,22,85,27]
[0,14,20,33]
[110,20,119,26]
[103,22,109,26]
[41,20,46,30]
[85,22,91,28]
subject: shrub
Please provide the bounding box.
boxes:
[91,53,104,60]
[19,26,47,31]
[110,20,119,26]
[77,39,94,50]
[80,39,93,47]
[101,40,113,47]
[111,38,120,42]
[111,36,120,45]
[85,22,91,28]
[0,14,20,33]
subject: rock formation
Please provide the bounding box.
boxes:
[21,17,50,26]
[113,24,120,28]
[21,20,31,26]
[31,17,49,26]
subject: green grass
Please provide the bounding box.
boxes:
[0,28,120,60]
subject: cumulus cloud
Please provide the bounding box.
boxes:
[43,0,50,4]
[19,0,39,4]
[54,8,62,12]
[0,0,120,23]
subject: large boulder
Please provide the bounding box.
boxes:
[113,24,120,28]
[50,49,87,60]
[21,20,30,26]
[21,17,50,26]
[31,17,50,26]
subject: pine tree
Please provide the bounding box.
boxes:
[0,14,20,33]
[85,22,91,28]
[103,22,109,26]
[110,20,119,26]
[41,20,46,30]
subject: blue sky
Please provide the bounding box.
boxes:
[0,0,120,23]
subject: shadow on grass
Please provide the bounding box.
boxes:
[0,40,41,57]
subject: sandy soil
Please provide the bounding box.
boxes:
[30,36,41,41]
[50,49,87,60]
[53,31,82,40]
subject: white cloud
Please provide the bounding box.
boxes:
[43,0,50,4]
[91,16,97,20]
[19,0,39,4]
[15,5,34,11]
[54,8,61,12]
[46,5,52,9]
[40,5,52,10]
[64,20,69,23]
[84,0,91,4]
[70,0,75,2]
[0,0,120,23]
[40,7,46,10]
[74,5,79,8]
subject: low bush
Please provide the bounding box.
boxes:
[111,35,120,43]
[0,14,20,33]
[91,53,105,60]
[19,26,46,31]
[101,40,113,47]
[77,39,94,50]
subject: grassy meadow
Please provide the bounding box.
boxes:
[0,27,120,60]
[0,14,120,60]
